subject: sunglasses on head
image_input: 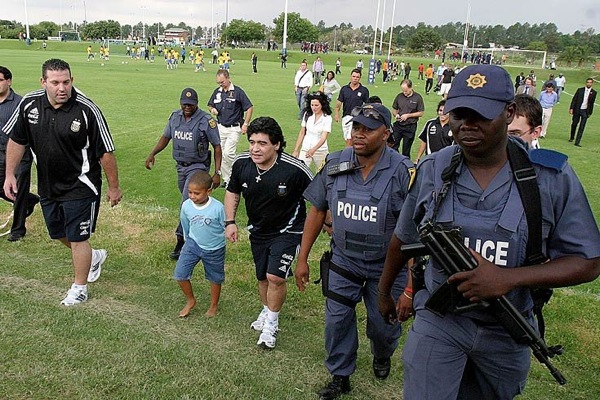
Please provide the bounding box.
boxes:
[350,105,384,122]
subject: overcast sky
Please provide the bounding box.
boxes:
[7,0,600,35]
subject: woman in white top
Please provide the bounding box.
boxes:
[292,92,332,170]
[321,70,341,102]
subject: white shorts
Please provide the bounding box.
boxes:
[342,115,353,140]
[440,83,452,96]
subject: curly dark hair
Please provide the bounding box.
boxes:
[247,117,286,153]
[302,91,332,119]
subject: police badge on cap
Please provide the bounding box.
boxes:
[180,87,199,105]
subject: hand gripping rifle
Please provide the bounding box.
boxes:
[402,220,566,385]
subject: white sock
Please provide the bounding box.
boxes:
[266,309,279,323]
[261,305,268,313]
[72,283,87,292]
[90,249,97,265]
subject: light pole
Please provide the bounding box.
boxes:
[282,0,289,54]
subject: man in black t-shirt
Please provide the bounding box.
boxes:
[414,99,454,163]
[3,59,122,306]
[225,117,313,350]
[391,79,425,157]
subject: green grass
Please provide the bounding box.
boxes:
[0,39,599,399]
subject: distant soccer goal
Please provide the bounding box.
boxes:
[443,46,547,69]
[58,30,81,42]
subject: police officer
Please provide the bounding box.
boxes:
[379,65,600,399]
[0,65,39,241]
[296,103,415,399]
[207,69,253,185]
[146,87,222,260]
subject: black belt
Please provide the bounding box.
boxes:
[220,123,240,128]
[177,161,199,167]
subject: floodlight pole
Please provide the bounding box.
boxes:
[379,0,386,54]
[282,0,289,54]
[23,0,31,40]
[462,3,471,57]
[387,0,397,60]
[372,0,381,60]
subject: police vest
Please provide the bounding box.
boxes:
[422,140,567,317]
[330,147,412,261]
[171,112,211,166]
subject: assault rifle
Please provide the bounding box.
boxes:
[401,221,566,385]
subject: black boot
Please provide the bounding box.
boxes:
[318,375,351,400]
[169,236,185,260]
[373,357,391,380]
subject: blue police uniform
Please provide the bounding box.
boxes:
[395,139,600,399]
[304,146,414,377]
[163,107,220,237]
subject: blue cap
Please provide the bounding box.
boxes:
[180,87,198,105]
[444,65,514,120]
[349,103,392,130]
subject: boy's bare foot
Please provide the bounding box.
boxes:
[205,306,218,317]
[179,299,196,318]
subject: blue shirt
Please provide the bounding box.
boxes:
[207,83,253,126]
[180,196,226,251]
[539,91,558,109]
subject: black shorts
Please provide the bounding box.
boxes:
[250,234,301,281]
[40,195,100,242]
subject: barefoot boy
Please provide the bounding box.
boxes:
[174,171,225,317]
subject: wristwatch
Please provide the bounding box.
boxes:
[224,220,236,227]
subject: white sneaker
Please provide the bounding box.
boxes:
[250,308,268,331]
[60,286,88,306]
[88,249,107,283]
[257,320,279,349]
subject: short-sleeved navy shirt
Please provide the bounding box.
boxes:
[207,84,253,127]
[337,83,369,117]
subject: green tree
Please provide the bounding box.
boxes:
[223,19,265,43]
[35,21,60,38]
[408,24,442,52]
[527,41,547,51]
[80,20,121,40]
[272,12,318,44]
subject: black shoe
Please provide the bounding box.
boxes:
[169,238,184,260]
[7,232,24,242]
[318,375,351,400]
[373,357,391,380]
[568,139,573,142]
[575,143,582,147]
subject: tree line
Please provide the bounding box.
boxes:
[1,14,598,57]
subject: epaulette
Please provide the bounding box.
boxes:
[529,148,568,172]
[401,158,417,190]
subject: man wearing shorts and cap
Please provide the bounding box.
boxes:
[297,103,415,399]
[146,87,222,260]
[379,64,600,399]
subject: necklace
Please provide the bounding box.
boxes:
[255,157,278,183]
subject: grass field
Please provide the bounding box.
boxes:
[1,39,599,399]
